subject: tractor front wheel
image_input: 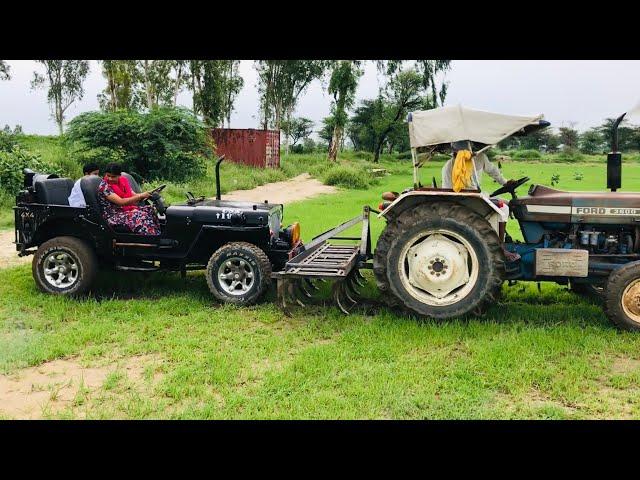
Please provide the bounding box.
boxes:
[374,202,505,319]
[605,262,640,331]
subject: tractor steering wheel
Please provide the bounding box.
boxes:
[489,176,530,199]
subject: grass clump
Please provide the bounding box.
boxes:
[511,149,542,160]
[322,165,377,189]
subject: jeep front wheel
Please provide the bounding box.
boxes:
[32,236,97,296]
[206,242,272,306]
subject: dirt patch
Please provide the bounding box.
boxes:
[0,354,163,419]
[611,356,640,375]
[223,173,337,204]
[0,230,29,270]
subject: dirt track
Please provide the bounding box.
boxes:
[0,173,337,270]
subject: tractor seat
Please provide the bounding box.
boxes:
[34,177,74,205]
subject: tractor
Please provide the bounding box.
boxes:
[369,104,640,331]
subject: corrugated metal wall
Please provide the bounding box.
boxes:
[211,128,280,168]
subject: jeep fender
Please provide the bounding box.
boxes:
[378,191,508,233]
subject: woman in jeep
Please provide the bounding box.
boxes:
[98,163,160,235]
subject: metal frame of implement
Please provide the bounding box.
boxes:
[272,206,373,314]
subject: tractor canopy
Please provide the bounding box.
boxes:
[408,104,549,151]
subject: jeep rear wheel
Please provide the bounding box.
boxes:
[32,236,97,296]
[374,202,505,319]
[206,242,271,306]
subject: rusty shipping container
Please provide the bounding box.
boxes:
[211,128,280,168]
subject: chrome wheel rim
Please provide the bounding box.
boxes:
[43,251,79,289]
[397,229,479,307]
[217,257,255,295]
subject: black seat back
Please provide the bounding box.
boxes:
[80,176,103,212]
[34,177,74,205]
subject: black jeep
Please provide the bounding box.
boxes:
[14,156,303,305]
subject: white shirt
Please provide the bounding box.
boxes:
[68,178,87,207]
[441,152,507,190]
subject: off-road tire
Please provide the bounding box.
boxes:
[374,202,505,319]
[32,236,97,296]
[206,242,272,306]
[604,262,640,331]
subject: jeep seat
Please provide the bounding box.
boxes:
[121,172,142,194]
[34,177,74,205]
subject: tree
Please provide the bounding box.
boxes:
[377,60,451,107]
[580,128,605,154]
[327,61,362,161]
[281,117,314,147]
[98,60,136,111]
[31,60,90,135]
[372,69,430,162]
[558,123,579,151]
[0,61,10,81]
[189,60,243,128]
[598,117,637,151]
[255,60,330,153]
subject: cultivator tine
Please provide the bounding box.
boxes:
[277,278,293,316]
[296,279,313,299]
[304,278,320,291]
[287,280,306,307]
[353,269,366,288]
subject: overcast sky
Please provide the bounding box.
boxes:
[2,60,639,137]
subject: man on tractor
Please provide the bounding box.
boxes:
[441,139,520,261]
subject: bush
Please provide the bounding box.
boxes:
[66,107,210,183]
[396,151,412,160]
[0,146,63,195]
[322,165,375,189]
[0,131,19,153]
[352,151,373,161]
[511,149,542,160]
[554,151,585,162]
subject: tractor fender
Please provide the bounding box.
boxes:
[378,191,508,233]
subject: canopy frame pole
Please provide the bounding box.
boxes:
[411,148,419,189]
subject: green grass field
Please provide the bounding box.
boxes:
[3,151,640,419]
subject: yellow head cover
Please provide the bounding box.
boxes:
[451,150,473,192]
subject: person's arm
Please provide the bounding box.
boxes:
[480,153,507,185]
[105,190,150,206]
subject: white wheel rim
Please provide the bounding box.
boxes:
[217,257,255,295]
[43,251,79,289]
[397,229,479,307]
[621,279,640,324]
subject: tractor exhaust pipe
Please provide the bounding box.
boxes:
[215,155,225,200]
[607,113,626,192]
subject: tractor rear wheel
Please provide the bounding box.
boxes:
[604,262,640,331]
[374,202,505,319]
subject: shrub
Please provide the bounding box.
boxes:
[0,146,63,195]
[554,151,585,162]
[396,151,412,160]
[352,151,373,161]
[322,165,375,189]
[66,107,210,182]
[0,131,19,152]
[511,149,542,160]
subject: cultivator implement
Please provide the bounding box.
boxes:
[273,206,374,315]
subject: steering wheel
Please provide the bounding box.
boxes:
[149,184,167,195]
[146,184,167,214]
[489,176,530,199]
